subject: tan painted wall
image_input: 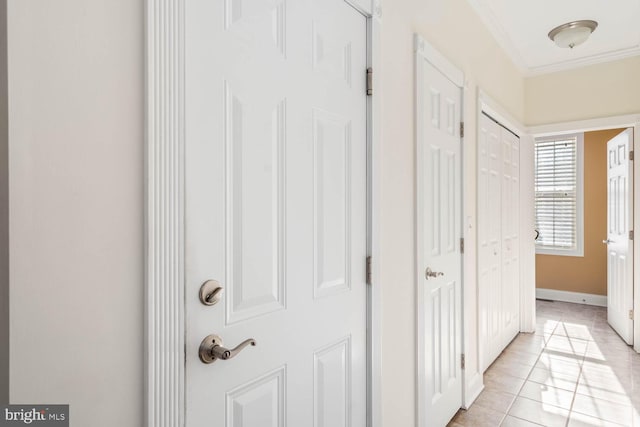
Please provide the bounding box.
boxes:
[525,57,640,126]
[381,1,524,425]
[8,0,143,425]
[536,129,625,295]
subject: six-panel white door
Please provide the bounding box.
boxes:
[416,55,463,427]
[606,129,634,345]
[184,1,368,425]
[478,113,520,371]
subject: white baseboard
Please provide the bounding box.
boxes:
[462,372,484,409]
[536,288,607,307]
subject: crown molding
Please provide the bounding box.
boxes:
[526,44,640,76]
[466,0,529,73]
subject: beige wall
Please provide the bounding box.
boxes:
[380,0,524,425]
[0,0,7,405]
[8,0,143,425]
[536,129,625,295]
[526,57,640,126]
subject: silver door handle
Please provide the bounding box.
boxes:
[199,334,256,364]
[603,239,614,244]
[425,267,444,279]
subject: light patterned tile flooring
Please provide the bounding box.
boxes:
[449,300,640,427]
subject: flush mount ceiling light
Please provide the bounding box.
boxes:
[548,20,598,49]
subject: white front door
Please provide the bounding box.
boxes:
[184,1,368,426]
[416,51,463,427]
[606,129,634,344]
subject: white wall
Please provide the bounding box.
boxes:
[380,0,524,425]
[8,1,144,425]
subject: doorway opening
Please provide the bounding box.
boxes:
[532,121,638,347]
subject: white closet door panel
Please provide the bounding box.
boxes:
[478,114,520,371]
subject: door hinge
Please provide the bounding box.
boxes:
[630,310,634,320]
[461,354,465,370]
[366,256,372,285]
[460,237,465,254]
[630,230,634,241]
[366,68,373,96]
[460,122,465,138]
[630,150,634,161]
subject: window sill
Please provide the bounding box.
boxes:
[535,247,584,257]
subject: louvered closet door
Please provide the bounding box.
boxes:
[184,1,368,426]
[478,114,520,371]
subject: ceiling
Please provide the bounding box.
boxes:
[466,0,640,75]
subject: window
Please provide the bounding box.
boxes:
[534,133,584,256]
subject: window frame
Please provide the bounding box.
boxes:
[534,132,584,257]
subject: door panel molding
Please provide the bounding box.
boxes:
[145,0,186,426]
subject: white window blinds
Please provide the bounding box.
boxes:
[534,134,583,255]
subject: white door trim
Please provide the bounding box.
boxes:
[529,114,640,353]
[144,1,383,426]
[414,34,465,424]
[145,0,186,425]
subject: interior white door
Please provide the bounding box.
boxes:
[606,128,634,345]
[184,1,368,426]
[416,56,463,427]
[478,114,520,371]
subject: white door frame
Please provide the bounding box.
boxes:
[143,1,384,426]
[529,114,640,352]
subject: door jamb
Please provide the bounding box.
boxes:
[144,1,384,426]
[529,114,640,352]
[365,3,383,427]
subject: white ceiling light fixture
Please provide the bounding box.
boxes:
[548,20,598,49]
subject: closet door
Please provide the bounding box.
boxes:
[478,114,503,370]
[478,114,521,371]
[501,129,520,345]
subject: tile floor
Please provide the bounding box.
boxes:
[449,300,640,426]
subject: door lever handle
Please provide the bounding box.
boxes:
[425,267,444,280]
[199,334,256,364]
[603,239,614,244]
